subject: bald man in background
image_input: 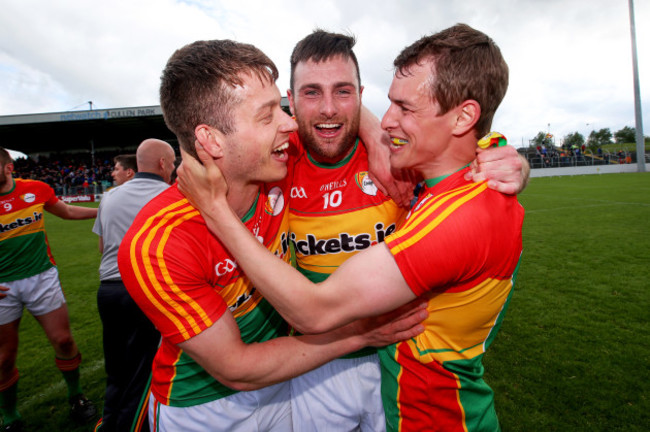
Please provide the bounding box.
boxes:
[93,139,175,432]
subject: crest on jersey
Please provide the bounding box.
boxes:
[21,193,36,203]
[355,172,377,196]
[264,186,285,216]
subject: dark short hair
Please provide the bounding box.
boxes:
[113,154,137,172]
[393,23,509,138]
[0,147,12,166]
[290,29,361,91]
[160,40,279,159]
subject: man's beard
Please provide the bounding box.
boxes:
[296,113,361,162]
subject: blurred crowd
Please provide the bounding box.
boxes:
[12,151,118,195]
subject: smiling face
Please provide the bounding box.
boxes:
[218,73,298,187]
[288,56,362,164]
[381,61,462,178]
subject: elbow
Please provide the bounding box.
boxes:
[288,314,340,335]
[219,377,259,392]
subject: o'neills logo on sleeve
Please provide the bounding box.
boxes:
[0,211,43,233]
[264,187,285,216]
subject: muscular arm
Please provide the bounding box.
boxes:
[46,200,98,220]
[178,302,424,391]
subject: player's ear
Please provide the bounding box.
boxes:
[453,100,480,136]
[287,89,296,117]
[195,124,225,158]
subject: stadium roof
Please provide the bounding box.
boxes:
[0,98,290,157]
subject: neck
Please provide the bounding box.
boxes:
[226,181,260,219]
[420,136,476,180]
[0,177,13,194]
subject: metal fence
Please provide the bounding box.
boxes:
[525,150,637,169]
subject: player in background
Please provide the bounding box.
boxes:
[178,23,523,432]
[284,29,527,431]
[0,147,98,432]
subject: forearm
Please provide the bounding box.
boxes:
[184,318,363,392]
[234,333,363,390]
[65,205,98,219]
[47,201,98,219]
[202,201,341,331]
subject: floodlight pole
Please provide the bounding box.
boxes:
[628,0,646,172]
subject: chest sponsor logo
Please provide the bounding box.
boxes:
[0,211,43,234]
[215,259,237,277]
[291,222,396,256]
[264,186,285,216]
[355,172,377,196]
[291,187,307,199]
[21,193,36,204]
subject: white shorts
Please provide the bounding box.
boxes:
[149,381,292,432]
[0,267,66,325]
[291,353,385,432]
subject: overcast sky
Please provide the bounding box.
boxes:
[1,0,648,148]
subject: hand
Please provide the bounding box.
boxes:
[346,299,427,347]
[359,105,418,208]
[177,141,229,213]
[365,131,419,208]
[465,145,530,194]
[0,285,9,300]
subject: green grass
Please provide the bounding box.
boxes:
[485,172,650,431]
[7,173,650,431]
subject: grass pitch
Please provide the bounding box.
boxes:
[7,172,650,431]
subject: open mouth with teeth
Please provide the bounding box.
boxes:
[272,142,290,157]
[315,123,342,137]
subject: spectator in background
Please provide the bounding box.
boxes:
[93,139,175,432]
[0,147,98,431]
[111,154,137,186]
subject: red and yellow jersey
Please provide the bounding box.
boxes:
[380,168,524,432]
[289,134,407,359]
[118,177,292,407]
[0,179,58,282]
[288,133,406,282]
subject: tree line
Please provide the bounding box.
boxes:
[530,126,649,150]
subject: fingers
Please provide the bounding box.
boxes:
[476,145,518,163]
[367,172,388,196]
[486,180,518,194]
[194,140,213,165]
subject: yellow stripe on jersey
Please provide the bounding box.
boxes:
[129,199,209,340]
[391,183,487,254]
[292,202,402,274]
[0,205,46,240]
[405,277,512,364]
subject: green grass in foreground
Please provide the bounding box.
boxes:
[6,173,650,431]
